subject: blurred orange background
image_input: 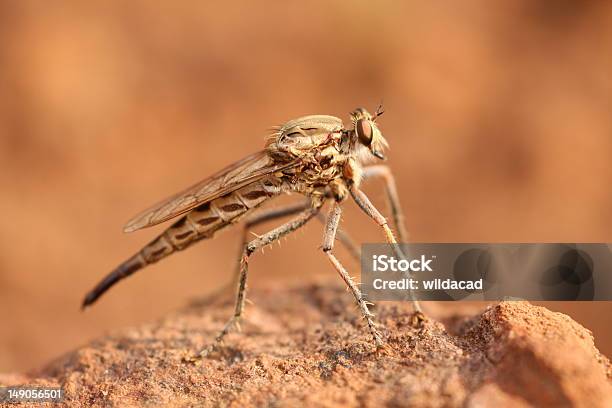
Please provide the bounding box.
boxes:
[1,1,611,373]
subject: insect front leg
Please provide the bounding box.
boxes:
[362,165,408,242]
[199,201,323,356]
[322,201,383,348]
[350,187,422,313]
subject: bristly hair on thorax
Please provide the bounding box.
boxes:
[82,105,421,353]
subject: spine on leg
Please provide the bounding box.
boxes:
[82,179,280,308]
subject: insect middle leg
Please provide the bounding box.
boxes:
[350,187,422,313]
[203,201,323,353]
[231,201,362,295]
[316,212,361,261]
[200,201,361,306]
[322,201,383,348]
[235,203,361,270]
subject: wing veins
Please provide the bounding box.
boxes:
[124,151,297,232]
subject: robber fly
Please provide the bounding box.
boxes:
[82,106,421,350]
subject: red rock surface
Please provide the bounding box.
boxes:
[1,281,610,407]
[3,2,612,376]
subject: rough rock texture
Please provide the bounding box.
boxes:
[2,280,611,407]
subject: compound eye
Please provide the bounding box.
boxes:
[356,119,373,145]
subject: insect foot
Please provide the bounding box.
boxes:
[410,311,427,328]
[216,316,243,342]
[365,315,385,350]
[182,316,244,363]
[375,341,392,356]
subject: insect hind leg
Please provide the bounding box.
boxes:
[199,200,361,307]
[194,201,312,307]
[198,200,323,357]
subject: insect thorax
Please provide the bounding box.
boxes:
[267,114,363,200]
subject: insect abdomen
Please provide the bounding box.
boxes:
[143,180,279,262]
[82,178,282,308]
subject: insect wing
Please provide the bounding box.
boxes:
[123,151,297,232]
